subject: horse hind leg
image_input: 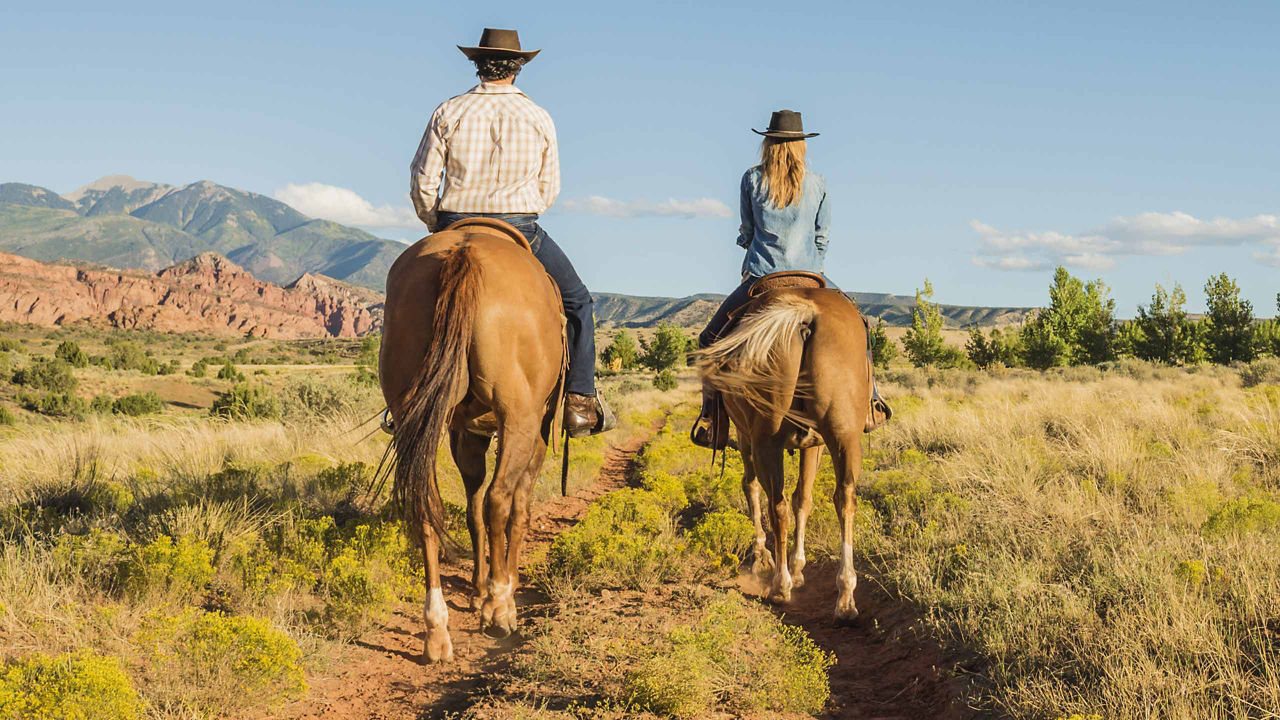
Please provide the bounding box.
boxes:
[753,437,793,604]
[450,429,491,610]
[480,421,539,638]
[740,438,773,576]
[789,445,820,589]
[420,521,452,662]
[824,428,864,624]
[496,438,548,630]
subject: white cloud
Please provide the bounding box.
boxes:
[970,255,1050,272]
[1253,245,1280,268]
[971,212,1280,272]
[560,195,732,219]
[274,182,421,230]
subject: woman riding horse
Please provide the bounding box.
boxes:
[692,110,870,446]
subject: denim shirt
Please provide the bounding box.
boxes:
[737,166,830,279]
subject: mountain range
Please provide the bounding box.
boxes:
[0,176,405,291]
[0,175,1033,328]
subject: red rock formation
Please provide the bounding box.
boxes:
[0,251,383,338]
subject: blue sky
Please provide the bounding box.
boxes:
[3,0,1278,313]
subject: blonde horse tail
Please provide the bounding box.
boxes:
[695,295,818,428]
[392,246,482,553]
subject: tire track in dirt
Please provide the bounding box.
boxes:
[266,425,656,720]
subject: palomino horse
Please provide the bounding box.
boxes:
[380,218,565,662]
[696,287,871,623]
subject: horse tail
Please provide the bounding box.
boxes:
[695,295,818,428]
[392,245,482,553]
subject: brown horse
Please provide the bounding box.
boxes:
[380,219,565,662]
[696,288,871,622]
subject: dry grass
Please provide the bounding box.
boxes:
[807,369,1280,718]
[0,362,690,719]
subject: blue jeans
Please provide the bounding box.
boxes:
[699,275,840,348]
[436,212,596,397]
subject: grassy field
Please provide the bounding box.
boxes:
[2,323,1280,719]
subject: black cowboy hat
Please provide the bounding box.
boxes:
[753,110,819,139]
[457,28,541,61]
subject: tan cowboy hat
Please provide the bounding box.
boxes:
[753,110,820,139]
[457,28,541,61]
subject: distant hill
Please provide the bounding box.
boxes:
[596,290,1031,328]
[0,176,407,291]
[1,176,1032,327]
[0,251,381,338]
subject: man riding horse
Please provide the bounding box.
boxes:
[410,28,613,437]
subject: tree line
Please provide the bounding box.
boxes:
[897,268,1280,370]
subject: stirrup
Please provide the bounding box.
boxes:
[865,395,892,433]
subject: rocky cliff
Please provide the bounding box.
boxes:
[0,251,382,338]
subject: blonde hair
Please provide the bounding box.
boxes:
[759,137,807,208]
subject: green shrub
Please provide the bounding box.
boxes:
[54,340,89,368]
[358,332,381,368]
[869,318,899,368]
[350,365,378,386]
[547,488,684,590]
[1238,357,1280,388]
[211,384,279,420]
[106,341,160,374]
[623,594,834,717]
[653,369,677,391]
[1201,496,1280,536]
[188,359,209,378]
[111,392,164,416]
[320,521,418,635]
[0,651,143,720]
[641,323,689,371]
[687,511,754,570]
[0,405,13,426]
[11,358,77,393]
[19,391,88,419]
[624,644,717,718]
[91,394,113,413]
[53,529,131,587]
[237,516,418,636]
[119,534,214,601]
[278,375,372,419]
[0,337,22,353]
[136,608,306,715]
[601,329,640,370]
[217,361,245,382]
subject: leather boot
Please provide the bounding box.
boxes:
[565,392,616,438]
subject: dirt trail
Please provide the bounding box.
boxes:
[268,432,646,720]
[739,568,977,720]
[270,421,978,720]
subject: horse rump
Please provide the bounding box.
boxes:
[388,246,482,552]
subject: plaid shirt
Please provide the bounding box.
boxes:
[410,82,560,229]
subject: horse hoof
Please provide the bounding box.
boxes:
[471,594,487,611]
[768,590,792,605]
[791,572,806,589]
[834,606,860,627]
[483,620,515,639]
[424,633,454,663]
